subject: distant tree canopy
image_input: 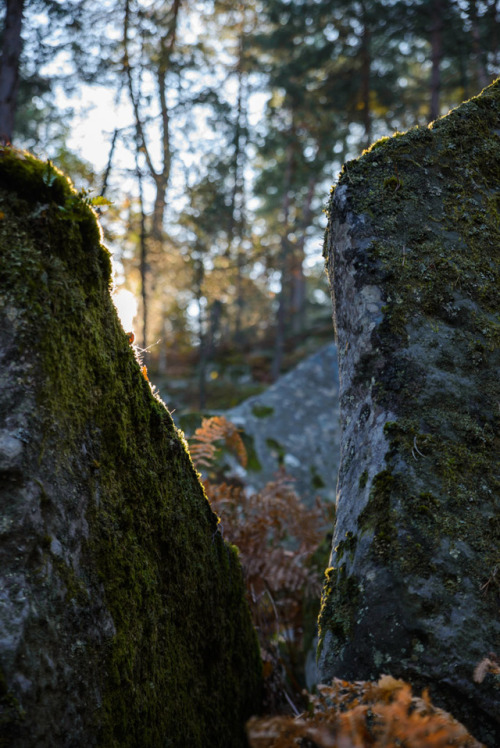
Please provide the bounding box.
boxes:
[1,0,498,398]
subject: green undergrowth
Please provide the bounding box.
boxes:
[0,147,261,746]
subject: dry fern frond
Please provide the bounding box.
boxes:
[473,653,500,683]
[204,470,326,613]
[189,415,247,468]
[225,424,247,467]
[189,418,331,712]
[247,715,337,748]
[247,675,485,748]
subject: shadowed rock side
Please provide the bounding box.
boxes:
[225,343,340,508]
[317,80,500,747]
[0,149,261,747]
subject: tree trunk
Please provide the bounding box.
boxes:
[193,258,207,410]
[272,135,295,380]
[123,0,178,243]
[429,0,443,120]
[100,128,119,198]
[157,314,168,374]
[208,298,222,360]
[136,156,148,350]
[151,174,167,243]
[151,57,171,242]
[489,0,498,69]
[469,0,488,90]
[235,246,245,340]
[272,269,286,381]
[228,33,247,342]
[319,79,500,747]
[290,176,316,336]
[198,293,207,410]
[360,11,372,147]
[0,0,25,144]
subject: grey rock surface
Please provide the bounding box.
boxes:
[318,81,500,747]
[225,343,340,506]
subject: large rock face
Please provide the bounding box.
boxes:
[0,149,261,747]
[318,81,500,746]
[225,344,340,507]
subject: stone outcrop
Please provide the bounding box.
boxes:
[0,148,261,747]
[225,344,340,507]
[318,80,500,747]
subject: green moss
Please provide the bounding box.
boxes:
[370,413,498,582]
[312,474,325,490]
[0,150,73,205]
[327,81,500,590]
[358,470,368,489]
[317,565,360,657]
[366,135,392,151]
[319,84,500,741]
[251,404,274,418]
[0,149,105,261]
[53,556,90,605]
[358,470,398,560]
[363,131,406,153]
[265,437,285,466]
[310,466,326,489]
[240,431,262,472]
[334,531,357,563]
[0,147,261,746]
[383,174,403,192]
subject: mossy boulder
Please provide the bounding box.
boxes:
[318,80,500,746]
[0,148,261,747]
[225,344,340,507]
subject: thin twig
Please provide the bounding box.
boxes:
[265,588,280,638]
[134,339,161,354]
[283,689,301,717]
[411,436,425,460]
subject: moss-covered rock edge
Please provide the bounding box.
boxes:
[0,146,262,747]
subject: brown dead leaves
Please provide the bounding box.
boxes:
[189,417,329,711]
[247,676,485,748]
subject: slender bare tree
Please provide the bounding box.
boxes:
[0,0,25,144]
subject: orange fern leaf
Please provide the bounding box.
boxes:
[247,675,485,748]
[189,416,247,469]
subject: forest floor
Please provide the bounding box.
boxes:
[148,319,335,414]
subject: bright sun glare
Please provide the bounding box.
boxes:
[113,289,138,332]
